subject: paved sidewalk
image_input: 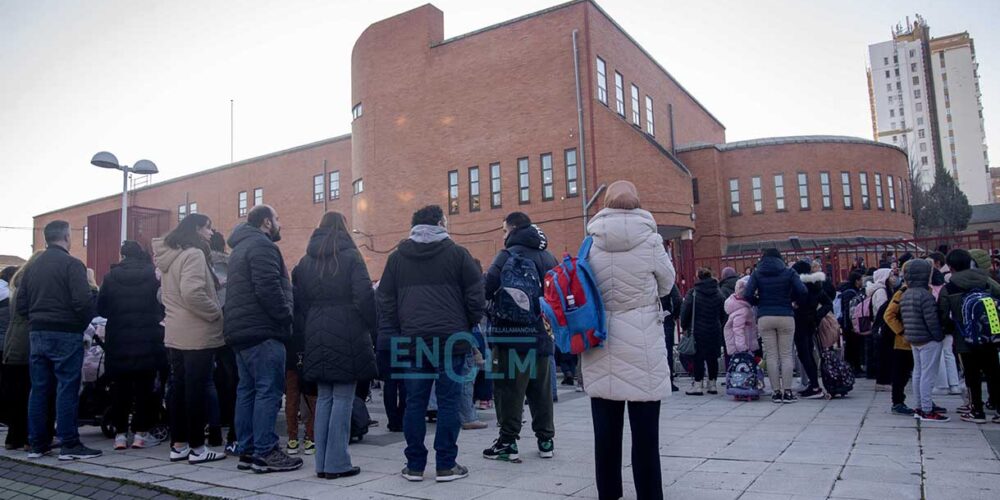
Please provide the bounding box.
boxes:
[1,379,999,499]
[0,457,180,500]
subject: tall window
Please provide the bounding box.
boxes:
[565,149,578,197]
[751,176,763,213]
[178,204,187,222]
[469,166,480,212]
[313,175,324,203]
[518,157,530,204]
[820,171,831,209]
[614,72,625,116]
[329,171,340,200]
[859,172,871,209]
[692,178,700,205]
[900,176,907,214]
[596,57,607,104]
[874,173,884,210]
[448,170,459,214]
[797,173,809,209]
[83,226,88,247]
[540,153,554,201]
[729,179,740,215]
[353,178,364,195]
[189,203,198,214]
[887,175,896,211]
[630,84,640,126]
[253,188,263,206]
[490,163,501,208]
[352,103,363,120]
[841,172,853,209]
[645,96,654,135]
[774,174,786,211]
[238,191,248,217]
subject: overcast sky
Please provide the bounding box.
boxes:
[2,0,998,258]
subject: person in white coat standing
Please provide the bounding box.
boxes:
[582,180,675,500]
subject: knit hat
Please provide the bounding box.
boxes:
[969,249,991,271]
[762,248,781,259]
[792,260,811,275]
[120,240,149,262]
[604,180,641,210]
[721,267,737,280]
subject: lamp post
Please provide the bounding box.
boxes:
[90,152,159,243]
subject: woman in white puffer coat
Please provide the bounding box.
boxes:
[582,180,674,500]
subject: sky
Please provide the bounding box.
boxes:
[2,0,999,258]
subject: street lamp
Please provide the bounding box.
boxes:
[90,152,159,243]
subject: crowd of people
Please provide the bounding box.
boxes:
[1,178,999,500]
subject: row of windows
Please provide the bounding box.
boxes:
[596,57,655,136]
[177,202,198,222]
[235,188,264,217]
[714,171,907,216]
[313,171,342,203]
[446,150,578,214]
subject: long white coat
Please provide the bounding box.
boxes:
[581,208,676,401]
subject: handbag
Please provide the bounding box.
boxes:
[678,292,697,356]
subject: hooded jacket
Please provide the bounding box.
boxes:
[680,278,726,355]
[2,281,31,366]
[97,256,166,373]
[793,271,833,331]
[484,224,558,355]
[743,256,806,318]
[376,225,485,359]
[581,208,675,402]
[153,239,224,350]
[937,267,1000,353]
[660,285,682,341]
[293,227,377,383]
[900,259,943,345]
[15,246,95,334]
[719,275,739,300]
[866,268,893,314]
[723,278,757,354]
[883,286,911,351]
[223,224,293,351]
[836,281,861,333]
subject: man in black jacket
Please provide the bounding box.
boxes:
[16,220,101,460]
[482,212,558,463]
[377,205,485,483]
[224,205,300,473]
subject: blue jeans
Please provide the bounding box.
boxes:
[234,339,285,457]
[459,354,479,424]
[28,331,84,450]
[402,354,466,471]
[314,382,354,474]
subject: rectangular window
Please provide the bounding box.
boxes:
[751,176,763,213]
[896,82,901,90]
[888,175,896,211]
[921,156,928,165]
[238,191,248,217]
[352,103,363,120]
[490,163,502,208]
[798,172,809,209]
[911,62,917,71]
[596,57,607,104]
[83,226,88,247]
[352,178,364,195]
[253,188,263,206]
[729,178,740,215]
[329,171,340,200]
[916,102,923,111]
[189,203,197,214]
[875,173,884,210]
[919,142,927,152]
[692,178,700,205]
[178,204,187,222]
[859,172,871,209]
[469,166,480,212]
[918,129,925,139]
[883,57,889,65]
[820,171,831,209]
[841,172,853,209]
[565,149,578,198]
[630,84,640,126]
[313,175,324,203]
[890,109,895,118]
[774,174,786,211]
[900,176,907,214]
[909,49,915,58]
[884,70,890,78]
[448,170,459,214]
[518,157,530,204]
[645,96,654,135]
[917,116,924,126]
[914,89,921,99]
[540,153,554,201]
[912,75,919,85]
[886,83,892,92]
[614,72,625,116]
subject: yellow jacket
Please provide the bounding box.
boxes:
[883,287,911,351]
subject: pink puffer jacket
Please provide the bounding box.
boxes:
[723,294,757,354]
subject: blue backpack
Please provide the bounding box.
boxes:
[489,250,543,325]
[725,351,765,399]
[540,236,607,355]
[959,290,1000,346]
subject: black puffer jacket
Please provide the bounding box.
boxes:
[793,271,833,336]
[16,246,95,334]
[680,278,726,354]
[743,256,806,318]
[660,284,682,343]
[293,227,377,383]
[96,257,165,374]
[484,224,558,356]
[376,227,485,359]
[224,224,293,351]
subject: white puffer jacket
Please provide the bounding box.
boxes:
[582,208,676,401]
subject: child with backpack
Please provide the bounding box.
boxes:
[900,259,949,422]
[723,277,763,400]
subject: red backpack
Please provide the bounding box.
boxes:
[539,237,606,354]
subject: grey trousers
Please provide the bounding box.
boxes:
[758,316,796,393]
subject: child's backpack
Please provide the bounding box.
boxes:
[489,250,543,325]
[817,312,841,349]
[540,236,606,355]
[725,351,765,400]
[959,290,1000,346]
[819,348,854,397]
[850,293,875,336]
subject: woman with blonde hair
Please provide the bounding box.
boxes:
[1,253,42,450]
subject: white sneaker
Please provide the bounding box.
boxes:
[169,445,190,462]
[114,434,129,450]
[188,446,227,464]
[132,433,161,449]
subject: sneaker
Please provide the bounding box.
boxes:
[574,385,584,392]
[706,380,718,395]
[325,466,361,479]
[252,447,303,473]
[27,446,51,459]
[561,377,575,386]
[303,440,315,455]
[782,390,798,404]
[225,441,239,456]
[685,380,704,396]
[435,464,469,482]
[401,467,424,482]
[891,404,915,416]
[132,433,161,449]
[915,410,950,422]
[426,411,438,423]
[237,454,254,471]
[772,391,783,404]
[462,421,488,430]
[189,446,227,464]
[59,444,102,460]
[538,439,554,459]
[286,439,300,455]
[671,383,679,392]
[475,400,491,410]
[991,415,1000,424]
[948,386,963,395]
[957,403,972,413]
[169,445,190,462]
[959,411,987,424]
[799,387,825,399]
[482,439,519,461]
[114,434,129,450]
[932,405,948,414]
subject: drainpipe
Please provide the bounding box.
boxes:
[572,29,590,234]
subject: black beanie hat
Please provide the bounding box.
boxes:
[762,248,782,259]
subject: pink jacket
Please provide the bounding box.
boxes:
[724,294,757,354]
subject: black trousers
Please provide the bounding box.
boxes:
[110,369,157,433]
[891,348,913,406]
[876,331,895,385]
[213,347,239,443]
[168,348,215,448]
[793,323,819,390]
[962,344,1000,413]
[843,329,863,373]
[1,364,35,447]
[377,350,406,430]
[591,398,662,500]
[691,338,718,382]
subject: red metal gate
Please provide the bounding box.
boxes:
[87,207,171,285]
